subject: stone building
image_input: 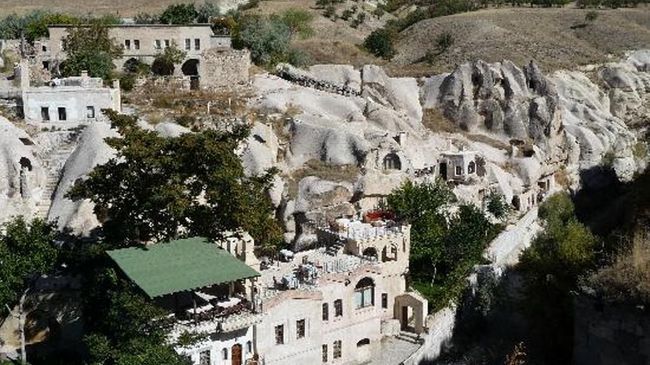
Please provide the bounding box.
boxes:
[18,62,121,124]
[36,24,248,89]
[106,218,427,365]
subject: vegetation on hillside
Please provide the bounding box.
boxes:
[382,180,503,310]
[67,111,284,252]
[61,24,123,80]
[0,11,120,42]
[518,193,598,363]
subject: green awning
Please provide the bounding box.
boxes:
[107,237,260,298]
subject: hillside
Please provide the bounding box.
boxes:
[390,7,650,75]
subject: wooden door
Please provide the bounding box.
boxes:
[232,344,242,365]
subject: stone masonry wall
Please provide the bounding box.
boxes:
[199,48,250,89]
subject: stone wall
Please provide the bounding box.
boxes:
[199,48,250,89]
[574,295,650,365]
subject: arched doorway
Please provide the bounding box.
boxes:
[356,338,371,363]
[394,293,427,334]
[181,59,200,90]
[468,160,476,174]
[383,153,402,170]
[151,58,174,76]
[19,157,32,171]
[231,343,242,365]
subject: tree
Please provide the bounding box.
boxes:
[61,24,123,80]
[197,2,221,23]
[519,192,597,364]
[486,191,509,219]
[23,12,81,42]
[0,217,58,365]
[151,42,186,76]
[363,28,396,59]
[67,111,283,250]
[236,15,292,66]
[280,8,314,39]
[160,3,198,24]
[382,180,454,280]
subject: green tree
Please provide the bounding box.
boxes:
[236,15,292,66]
[0,217,58,365]
[61,24,123,80]
[280,8,314,39]
[67,111,283,250]
[519,192,597,364]
[159,3,198,24]
[363,28,396,59]
[486,191,509,219]
[151,42,186,76]
[24,12,81,42]
[197,2,221,23]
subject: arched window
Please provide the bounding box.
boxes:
[354,277,375,309]
[246,341,252,354]
[222,348,228,360]
[362,247,378,259]
[383,153,402,170]
[468,160,476,174]
[357,338,370,347]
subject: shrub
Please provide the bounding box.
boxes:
[324,5,337,19]
[363,28,396,59]
[152,42,186,76]
[585,10,599,22]
[341,9,353,20]
[486,192,509,219]
[435,31,455,53]
[119,73,136,91]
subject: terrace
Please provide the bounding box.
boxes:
[106,237,263,341]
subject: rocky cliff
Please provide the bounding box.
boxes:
[0,51,648,242]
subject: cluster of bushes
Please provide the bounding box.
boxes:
[134,2,221,25]
[577,0,648,7]
[382,180,504,310]
[0,11,120,42]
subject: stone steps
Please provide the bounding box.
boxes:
[395,331,423,345]
[34,127,86,220]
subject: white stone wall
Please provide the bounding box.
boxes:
[22,86,120,123]
[179,326,255,365]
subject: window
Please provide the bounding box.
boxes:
[155,40,161,49]
[246,341,252,354]
[199,350,211,365]
[42,45,47,52]
[185,38,191,50]
[322,344,328,363]
[134,39,140,50]
[354,277,375,309]
[381,293,388,309]
[296,319,305,339]
[57,107,66,121]
[86,106,95,119]
[334,299,343,317]
[42,61,49,70]
[383,153,401,170]
[275,324,284,344]
[41,107,50,121]
[333,340,342,359]
[322,303,329,321]
[468,161,476,174]
[455,165,462,176]
[124,39,131,50]
[221,348,228,360]
[195,38,201,50]
[164,39,170,48]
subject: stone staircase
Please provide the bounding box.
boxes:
[325,239,345,256]
[35,128,85,220]
[395,331,424,345]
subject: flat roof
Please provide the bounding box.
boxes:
[107,237,260,298]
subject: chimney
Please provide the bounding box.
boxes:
[81,70,88,78]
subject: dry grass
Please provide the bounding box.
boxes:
[421,108,459,133]
[391,7,650,76]
[590,231,650,304]
[127,80,254,125]
[0,0,205,17]
[286,159,359,197]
